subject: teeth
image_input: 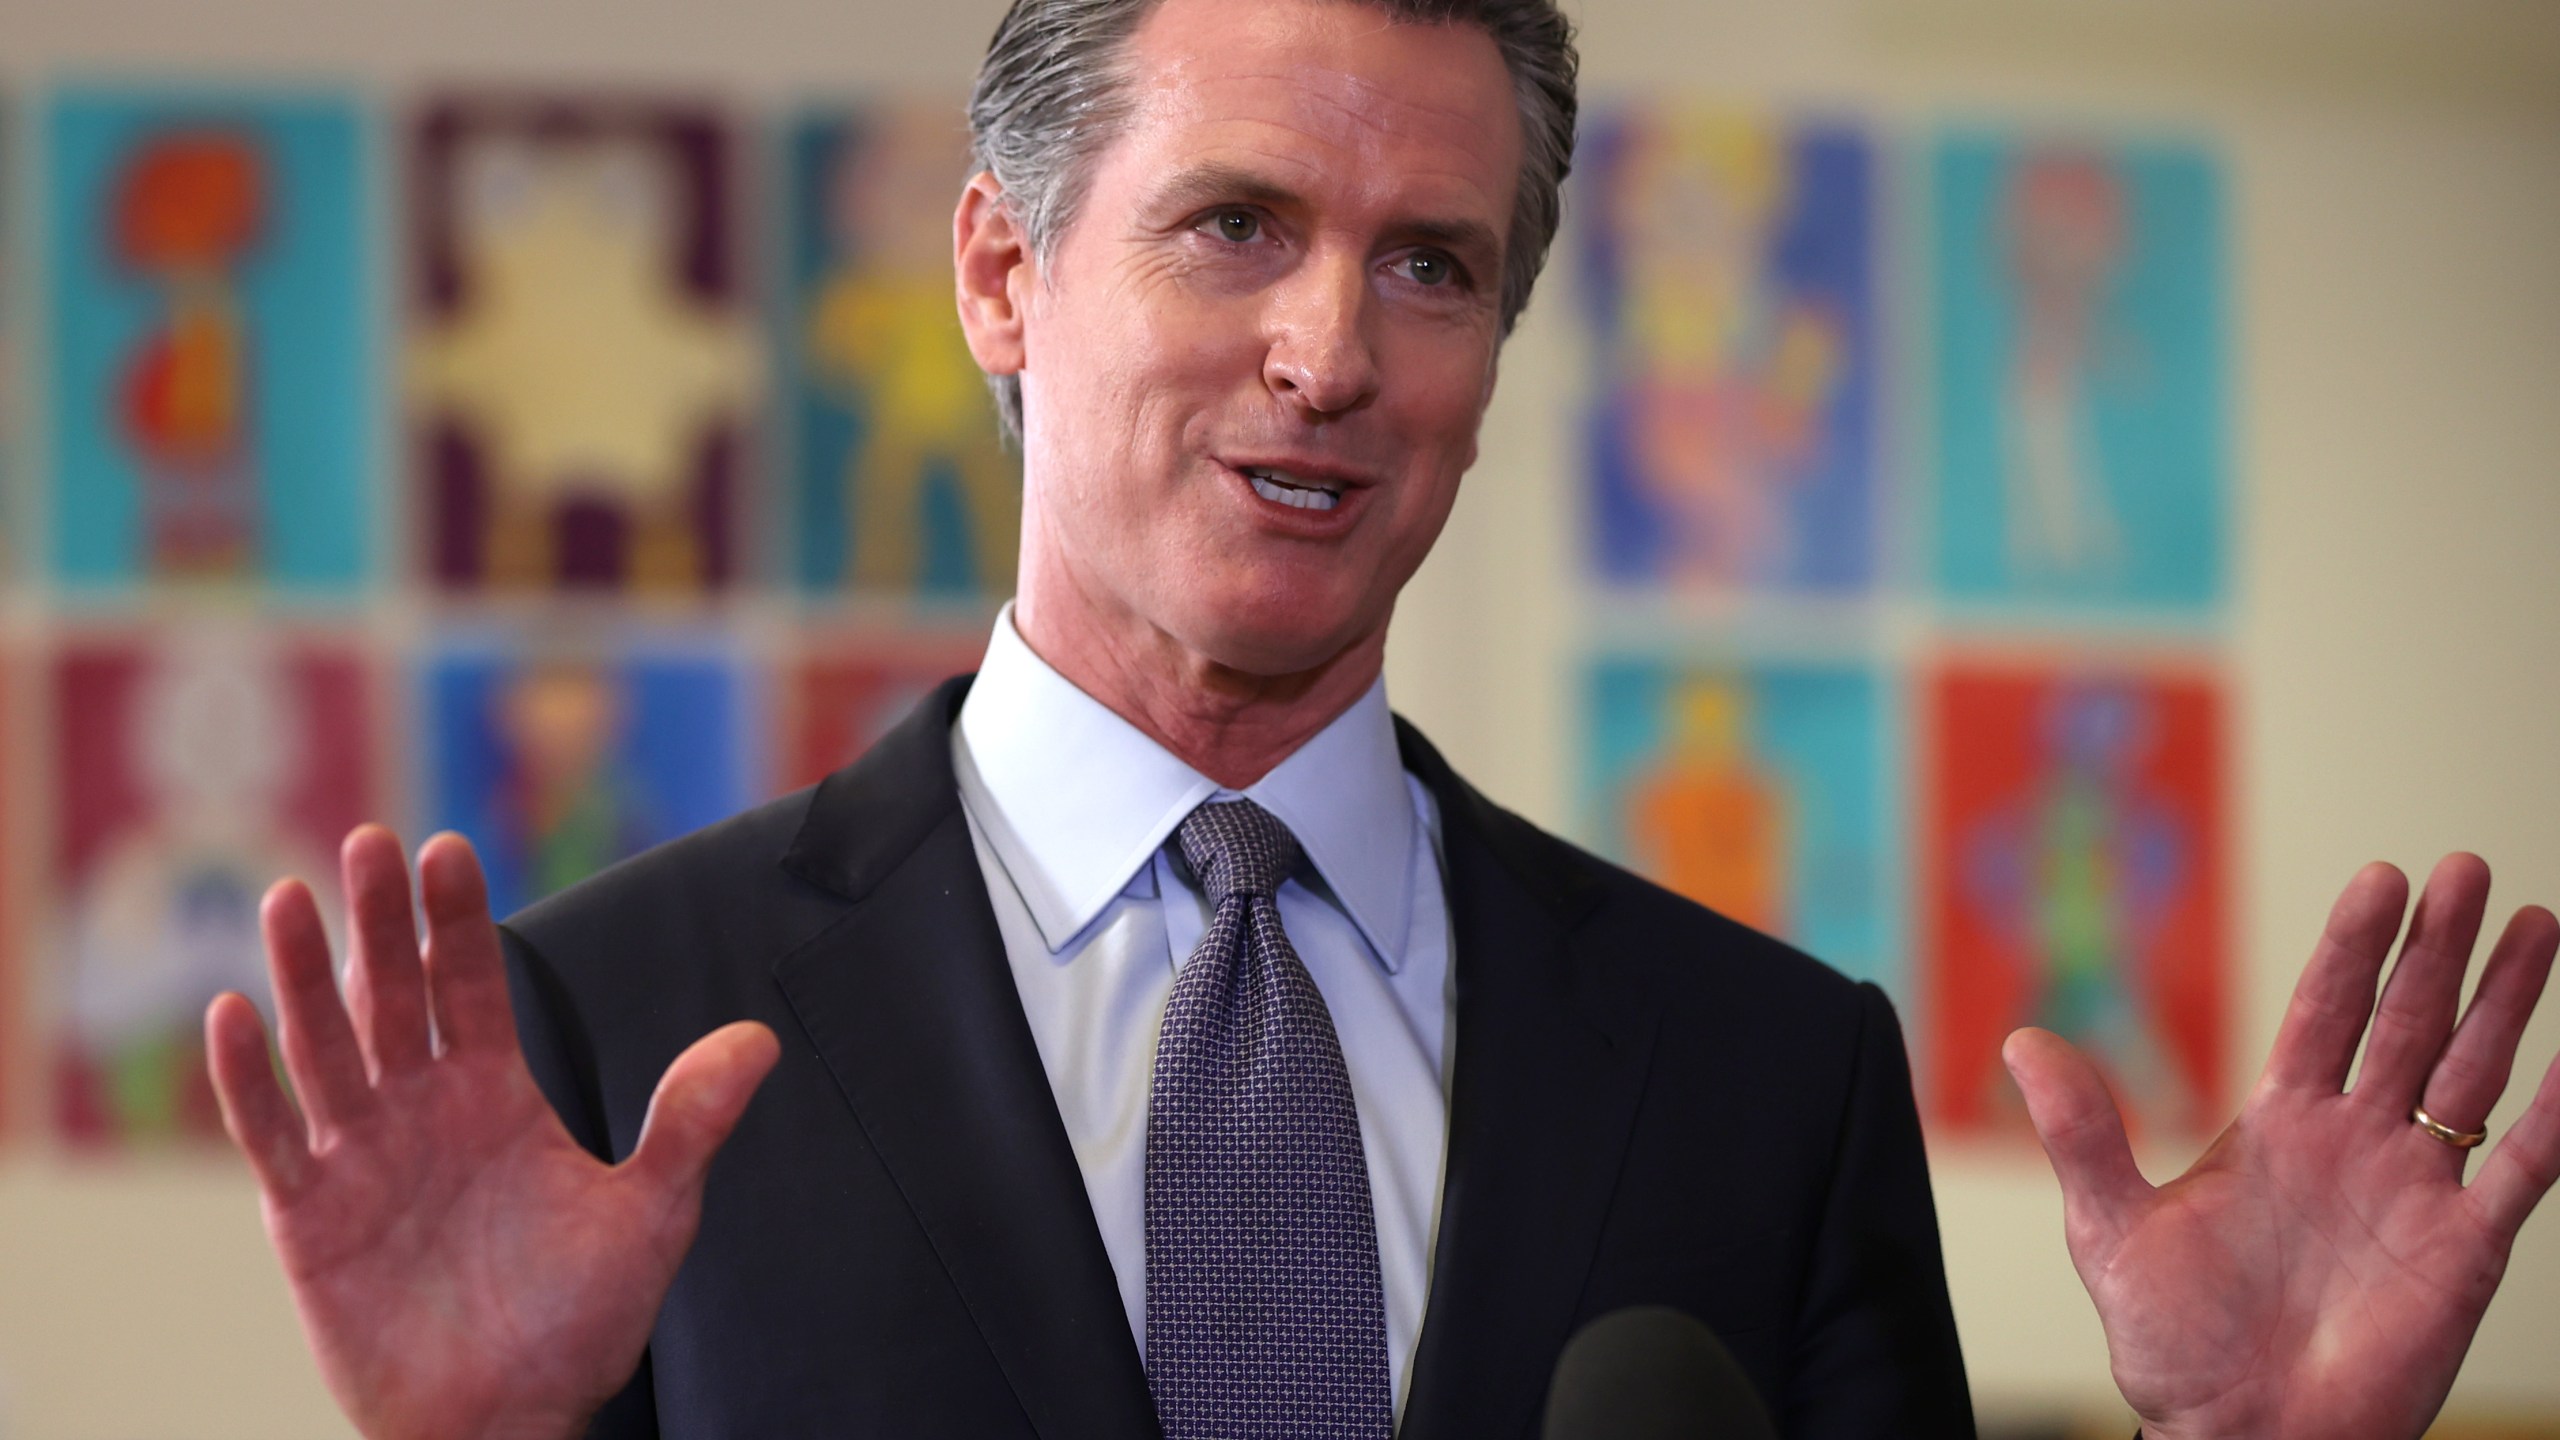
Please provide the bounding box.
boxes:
[1245,468,1341,512]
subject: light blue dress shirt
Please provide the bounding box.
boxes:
[951,606,1454,1419]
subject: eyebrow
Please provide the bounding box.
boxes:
[1147,162,1305,218]
[1144,162,1504,268]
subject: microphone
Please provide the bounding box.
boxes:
[1542,1306,1778,1439]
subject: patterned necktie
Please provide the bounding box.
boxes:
[1145,799,1393,1440]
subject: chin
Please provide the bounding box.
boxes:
[1169,578,1380,679]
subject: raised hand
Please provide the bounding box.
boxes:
[2006,854,2560,1440]
[205,826,779,1440]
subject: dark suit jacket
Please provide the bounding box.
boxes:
[502,676,1974,1438]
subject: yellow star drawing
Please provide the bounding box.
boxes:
[410,137,759,590]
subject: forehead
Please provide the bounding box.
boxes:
[1109,0,1522,229]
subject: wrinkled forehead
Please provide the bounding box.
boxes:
[1111,0,1522,227]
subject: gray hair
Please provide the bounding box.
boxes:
[966,0,1579,442]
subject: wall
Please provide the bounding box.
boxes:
[0,0,2555,1434]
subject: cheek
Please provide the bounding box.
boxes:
[1362,374,1483,577]
[1381,364,1489,501]
[1388,467,1465,574]
[1039,291,1244,462]
[1379,313,1496,428]
[1083,253,1255,379]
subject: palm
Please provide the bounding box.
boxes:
[268,1049,667,1433]
[2087,1105,2504,1435]
[2008,856,2560,1440]
[207,829,776,1440]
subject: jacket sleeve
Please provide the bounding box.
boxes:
[501,923,665,1440]
[1781,982,1977,1438]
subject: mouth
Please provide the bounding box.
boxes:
[1239,466,1346,513]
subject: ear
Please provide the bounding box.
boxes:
[954,171,1030,377]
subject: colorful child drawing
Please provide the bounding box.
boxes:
[411,100,758,593]
[54,629,373,1145]
[1924,660,2226,1138]
[112,129,263,573]
[0,120,13,1119]
[1586,658,1892,991]
[427,642,749,916]
[1581,111,1875,593]
[491,661,657,901]
[2001,153,2128,580]
[1932,135,2228,612]
[46,91,370,590]
[1623,677,1790,936]
[787,106,1018,596]
[0,104,12,573]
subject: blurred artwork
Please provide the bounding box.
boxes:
[784,105,1018,597]
[1580,110,1876,594]
[53,628,373,1145]
[0,663,10,1143]
[410,98,759,593]
[426,640,750,917]
[782,631,987,791]
[1923,658,2226,1137]
[1931,135,2228,612]
[1585,658,1893,989]
[43,90,371,590]
[0,99,14,570]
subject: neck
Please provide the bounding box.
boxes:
[1011,586,1387,793]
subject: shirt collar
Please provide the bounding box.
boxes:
[953,604,1418,973]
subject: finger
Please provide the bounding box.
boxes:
[262,878,376,1137]
[2004,1027,2150,1252]
[2262,861,2409,1094]
[2354,853,2493,1115]
[2470,1044,2560,1240]
[2420,906,2559,1134]
[340,825,431,1079]
[417,833,517,1058]
[204,992,313,1196]
[627,1022,782,1201]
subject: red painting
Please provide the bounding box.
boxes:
[52,629,374,1147]
[1922,656,2227,1139]
[782,632,987,793]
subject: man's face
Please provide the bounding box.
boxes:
[1010,0,1522,676]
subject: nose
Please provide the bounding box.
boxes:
[1261,252,1380,418]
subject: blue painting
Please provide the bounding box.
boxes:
[1581,110,1877,594]
[1931,134,2229,613]
[782,104,1018,598]
[424,639,751,917]
[1584,657,1895,992]
[44,88,371,591]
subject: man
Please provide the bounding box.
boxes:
[206,0,2560,1435]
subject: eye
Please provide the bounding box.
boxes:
[1203,208,1261,243]
[1404,250,1458,288]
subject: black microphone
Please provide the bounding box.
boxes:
[1542,1306,1779,1440]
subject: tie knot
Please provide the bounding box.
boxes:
[1176,799,1302,904]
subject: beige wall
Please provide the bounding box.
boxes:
[2,0,2556,1434]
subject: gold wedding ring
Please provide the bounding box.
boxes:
[2412,1105,2489,1150]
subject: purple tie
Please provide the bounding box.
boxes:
[1145,799,1393,1440]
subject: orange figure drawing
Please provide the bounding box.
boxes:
[1624,677,1789,934]
[114,130,265,577]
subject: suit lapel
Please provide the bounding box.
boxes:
[1396,724,1659,1440]
[773,677,1160,1440]
[762,690,1649,1440]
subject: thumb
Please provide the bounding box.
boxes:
[2004,1026,2149,1253]
[628,1021,782,1200]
